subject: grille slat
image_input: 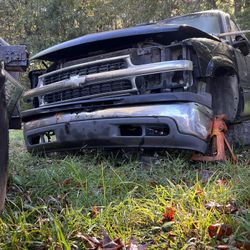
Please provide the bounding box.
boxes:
[41,59,132,104]
[43,60,127,85]
[44,80,132,104]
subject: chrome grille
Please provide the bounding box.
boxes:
[44,80,132,103]
[43,60,127,85]
[23,55,193,105]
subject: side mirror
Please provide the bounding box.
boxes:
[233,36,250,56]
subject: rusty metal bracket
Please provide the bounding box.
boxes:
[191,115,237,164]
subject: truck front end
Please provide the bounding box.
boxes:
[22,24,214,153]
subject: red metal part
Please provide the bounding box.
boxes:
[191,115,237,164]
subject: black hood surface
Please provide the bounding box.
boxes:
[32,24,220,61]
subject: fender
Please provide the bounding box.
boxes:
[205,56,237,77]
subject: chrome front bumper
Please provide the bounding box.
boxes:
[23,102,212,153]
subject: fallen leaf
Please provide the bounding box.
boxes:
[190,221,199,230]
[62,178,73,186]
[163,206,175,222]
[76,232,100,249]
[235,241,250,250]
[208,224,233,239]
[54,244,63,250]
[76,230,125,250]
[205,201,238,214]
[102,230,123,249]
[195,188,204,196]
[216,245,234,250]
[167,231,176,240]
[76,230,147,250]
[216,179,228,185]
[90,206,99,218]
[205,201,223,211]
[224,202,238,214]
[127,237,148,250]
[76,182,81,188]
[149,181,158,187]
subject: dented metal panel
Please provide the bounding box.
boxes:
[24,102,212,153]
[31,24,219,61]
[1,68,24,117]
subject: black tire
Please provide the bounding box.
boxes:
[227,121,250,147]
[0,82,8,212]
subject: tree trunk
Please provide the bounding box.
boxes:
[208,0,217,8]
[234,0,242,15]
[0,73,9,213]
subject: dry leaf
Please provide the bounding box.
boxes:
[208,223,233,239]
[76,182,81,188]
[224,202,238,214]
[76,230,147,250]
[205,201,223,211]
[216,179,228,185]
[235,241,250,250]
[91,206,99,218]
[54,244,63,250]
[216,245,234,250]
[205,201,238,214]
[62,178,73,186]
[167,231,176,240]
[101,230,123,249]
[127,237,148,250]
[163,206,175,222]
[76,232,100,249]
[195,188,204,196]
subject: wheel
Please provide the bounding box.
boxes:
[227,121,250,147]
[0,79,8,212]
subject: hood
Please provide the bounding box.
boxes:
[32,24,220,61]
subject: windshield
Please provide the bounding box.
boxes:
[161,13,221,35]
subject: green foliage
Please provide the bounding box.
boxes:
[1,0,250,57]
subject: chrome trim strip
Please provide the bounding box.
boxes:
[39,54,130,79]
[23,60,193,101]
[39,78,138,106]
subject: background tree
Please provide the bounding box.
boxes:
[1,0,249,56]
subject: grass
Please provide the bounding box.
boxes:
[0,130,249,249]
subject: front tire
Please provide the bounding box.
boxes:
[0,81,8,212]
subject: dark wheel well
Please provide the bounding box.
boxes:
[207,67,239,122]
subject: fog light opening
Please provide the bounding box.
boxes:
[28,130,56,145]
[145,125,169,136]
[120,125,142,136]
[45,130,56,143]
